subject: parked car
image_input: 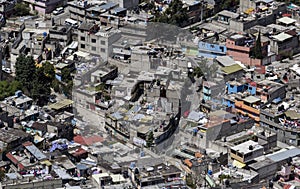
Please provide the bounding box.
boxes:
[53,7,64,15]
[3,68,11,74]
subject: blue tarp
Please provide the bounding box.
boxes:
[50,142,68,152]
[272,97,282,104]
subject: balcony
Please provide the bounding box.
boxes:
[235,100,260,115]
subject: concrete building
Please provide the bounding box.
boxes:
[68,1,126,26]
[214,0,286,32]
[226,34,270,66]
[248,158,277,181]
[130,46,162,72]
[105,96,181,145]
[110,0,138,9]
[269,30,300,59]
[202,81,224,101]
[235,95,261,122]
[0,0,15,18]
[219,64,245,81]
[49,25,72,47]
[78,23,121,61]
[194,110,255,149]
[230,140,264,163]
[198,41,227,59]
[260,105,300,146]
[23,0,67,15]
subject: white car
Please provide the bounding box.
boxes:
[53,7,64,15]
[3,68,11,74]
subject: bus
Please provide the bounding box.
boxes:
[64,18,78,28]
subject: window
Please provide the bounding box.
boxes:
[91,46,96,51]
[80,36,85,41]
[91,39,96,43]
[81,44,85,49]
[101,40,105,45]
[101,48,106,53]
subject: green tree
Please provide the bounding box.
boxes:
[61,67,72,82]
[0,80,22,100]
[193,67,203,78]
[146,130,154,147]
[52,80,60,93]
[253,32,263,59]
[42,62,55,81]
[32,66,52,103]
[14,3,30,16]
[15,55,37,93]
[62,80,73,98]
[155,0,188,27]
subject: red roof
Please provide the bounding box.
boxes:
[6,153,18,164]
[22,141,33,147]
[282,14,291,17]
[72,148,87,157]
[74,135,104,146]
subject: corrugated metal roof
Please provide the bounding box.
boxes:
[267,148,300,162]
[100,2,117,10]
[23,142,46,160]
[221,64,243,74]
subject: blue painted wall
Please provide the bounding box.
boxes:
[198,41,226,59]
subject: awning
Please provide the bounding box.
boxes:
[48,99,73,110]
[232,160,246,168]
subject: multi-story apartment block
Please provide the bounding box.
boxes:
[226,34,270,66]
[260,105,300,146]
[23,0,67,15]
[78,23,121,61]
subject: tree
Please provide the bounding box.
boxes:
[0,80,22,100]
[52,80,60,93]
[32,65,52,104]
[42,62,55,81]
[62,80,73,98]
[146,131,154,147]
[253,31,263,59]
[193,67,203,78]
[154,0,188,27]
[14,3,30,16]
[61,67,72,82]
[15,55,37,93]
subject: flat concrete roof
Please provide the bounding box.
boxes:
[231,140,263,155]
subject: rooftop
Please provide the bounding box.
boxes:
[267,147,300,162]
[277,17,296,25]
[218,10,239,19]
[221,64,243,75]
[243,96,261,104]
[216,56,236,67]
[272,32,293,42]
[231,140,264,154]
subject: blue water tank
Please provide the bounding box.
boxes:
[208,170,213,175]
[15,90,22,97]
[43,32,47,37]
[140,151,145,157]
